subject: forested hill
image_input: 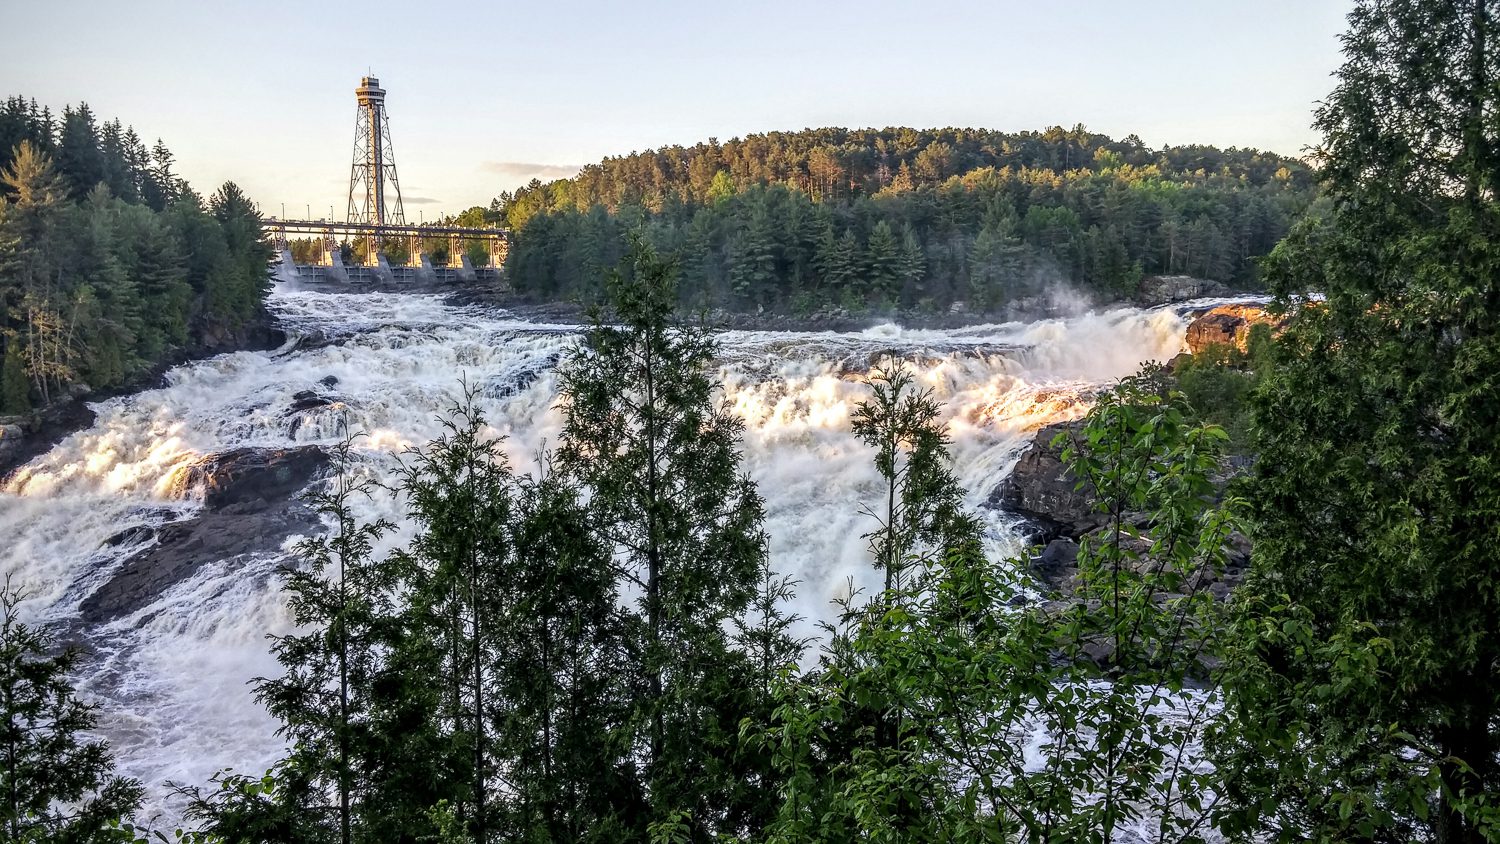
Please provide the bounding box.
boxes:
[0,97,271,415]
[498,126,1321,314]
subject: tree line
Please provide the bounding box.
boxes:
[500,127,1320,314]
[7,0,1500,840]
[0,97,271,415]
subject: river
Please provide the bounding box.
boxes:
[1,285,1196,825]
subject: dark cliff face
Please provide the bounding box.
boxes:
[992,420,1250,602]
[991,420,1103,540]
[0,310,286,484]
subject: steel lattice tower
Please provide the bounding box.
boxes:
[346,76,405,227]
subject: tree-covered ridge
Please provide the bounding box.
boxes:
[0,97,271,415]
[499,126,1321,314]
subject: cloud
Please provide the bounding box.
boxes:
[480,161,583,181]
[402,196,443,205]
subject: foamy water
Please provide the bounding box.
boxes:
[0,286,1195,826]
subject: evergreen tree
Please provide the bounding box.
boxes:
[501,469,637,842]
[556,238,767,839]
[862,220,901,302]
[392,393,515,840]
[1217,2,1500,841]
[253,433,396,844]
[140,139,177,213]
[0,584,144,843]
[55,104,104,201]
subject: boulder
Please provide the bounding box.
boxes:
[1136,275,1231,306]
[996,421,1251,603]
[82,446,330,624]
[1184,304,1284,355]
[287,390,338,415]
[174,445,329,511]
[991,421,1101,539]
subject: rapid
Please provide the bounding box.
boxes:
[0,285,1196,825]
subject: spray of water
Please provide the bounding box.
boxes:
[0,288,1190,825]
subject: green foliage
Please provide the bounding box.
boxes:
[0,97,270,412]
[501,128,1317,313]
[389,392,516,840]
[556,237,771,839]
[0,583,144,843]
[851,358,977,591]
[251,432,397,844]
[756,370,1237,842]
[1215,1,1500,841]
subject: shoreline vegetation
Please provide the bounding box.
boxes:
[8,0,1500,838]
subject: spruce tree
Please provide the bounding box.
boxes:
[55,103,103,202]
[1,584,144,843]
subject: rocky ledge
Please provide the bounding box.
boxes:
[1184,304,1284,355]
[80,445,329,624]
[992,421,1249,602]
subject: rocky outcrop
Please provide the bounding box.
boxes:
[81,446,330,623]
[993,420,1249,602]
[0,400,99,484]
[991,422,1102,539]
[1184,304,1283,355]
[173,446,329,510]
[1136,275,1231,306]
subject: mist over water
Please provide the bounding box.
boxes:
[0,287,1192,825]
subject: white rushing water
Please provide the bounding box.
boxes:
[0,286,1195,825]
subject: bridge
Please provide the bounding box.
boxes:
[268,75,511,285]
[268,217,510,284]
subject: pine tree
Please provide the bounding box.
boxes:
[55,103,103,201]
[729,199,777,305]
[1,584,144,842]
[140,139,177,212]
[862,220,901,303]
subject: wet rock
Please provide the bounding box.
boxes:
[1184,304,1284,355]
[997,421,1250,603]
[0,423,23,474]
[286,390,337,414]
[81,446,330,624]
[0,398,97,483]
[176,446,329,511]
[991,421,1102,538]
[318,375,339,389]
[100,525,157,548]
[79,506,320,624]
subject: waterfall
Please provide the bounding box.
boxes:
[0,287,1191,825]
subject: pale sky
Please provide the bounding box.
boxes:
[4,1,1351,220]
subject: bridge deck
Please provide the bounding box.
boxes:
[265,218,510,240]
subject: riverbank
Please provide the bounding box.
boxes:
[0,313,286,483]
